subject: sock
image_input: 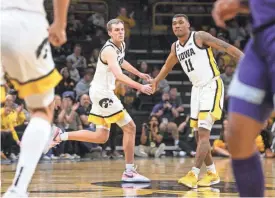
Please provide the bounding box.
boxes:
[191,167,200,179]
[60,132,68,141]
[126,164,134,172]
[174,140,179,146]
[232,153,264,197]
[10,117,51,193]
[206,163,217,174]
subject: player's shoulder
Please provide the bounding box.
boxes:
[171,42,177,54]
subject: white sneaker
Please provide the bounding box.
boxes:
[121,166,150,183]
[73,154,81,159]
[3,188,28,198]
[154,143,165,158]
[50,154,59,160]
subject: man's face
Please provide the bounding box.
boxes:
[108,23,125,42]
[150,116,159,126]
[80,94,90,107]
[120,8,127,17]
[162,93,170,101]
[172,17,190,38]
[169,88,177,99]
[74,46,81,56]
[4,106,12,115]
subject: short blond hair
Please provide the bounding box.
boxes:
[106,19,124,31]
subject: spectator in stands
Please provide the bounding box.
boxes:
[66,44,87,72]
[151,67,170,93]
[88,13,105,29]
[75,70,93,100]
[220,65,234,110]
[67,14,83,39]
[135,115,165,158]
[169,88,184,114]
[1,104,26,160]
[76,94,92,129]
[116,7,136,49]
[151,92,179,146]
[57,93,82,159]
[227,20,247,43]
[56,67,76,96]
[212,119,230,157]
[177,116,196,157]
[138,61,151,84]
[88,48,99,68]
[66,60,80,82]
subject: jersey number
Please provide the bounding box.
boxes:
[185,59,194,72]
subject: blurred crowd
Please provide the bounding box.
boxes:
[1,1,275,163]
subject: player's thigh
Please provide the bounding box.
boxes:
[1,11,61,99]
[228,39,273,123]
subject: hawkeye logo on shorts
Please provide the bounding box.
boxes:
[99,98,113,108]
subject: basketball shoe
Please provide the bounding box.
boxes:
[121,166,150,183]
[178,171,198,188]
[197,171,220,187]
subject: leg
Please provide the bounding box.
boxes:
[194,130,213,166]
[167,122,179,146]
[5,89,56,196]
[227,39,273,197]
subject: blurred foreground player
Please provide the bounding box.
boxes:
[213,0,275,197]
[55,19,152,183]
[1,0,70,197]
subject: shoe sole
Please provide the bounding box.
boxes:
[198,179,220,187]
[121,180,151,183]
[178,181,197,189]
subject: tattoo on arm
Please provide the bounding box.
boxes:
[196,31,244,61]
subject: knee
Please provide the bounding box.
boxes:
[167,122,177,132]
[159,123,167,132]
[124,121,136,135]
[198,129,210,141]
[96,131,109,144]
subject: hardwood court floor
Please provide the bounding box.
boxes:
[1,157,275,197]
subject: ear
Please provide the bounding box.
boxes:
[187,21,190,28]
[108,30,111,37]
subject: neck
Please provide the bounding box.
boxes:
[110,39,122,48]
[178,30,191,44]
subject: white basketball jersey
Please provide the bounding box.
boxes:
[91,40,125,91]
[175,31,220,86]
[0,0,46,15]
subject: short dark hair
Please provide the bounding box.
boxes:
[173,14,189,22]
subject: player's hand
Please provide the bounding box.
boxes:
[151,79,159,93]
[48,22,67,47]
[212,0,240,28]
[139,72,152,82]
[140,84,153,95]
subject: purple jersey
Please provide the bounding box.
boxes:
[250,0,275,32]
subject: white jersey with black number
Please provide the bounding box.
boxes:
[91,40,126,91]
[175,31,220,86]
[0,0,46,16]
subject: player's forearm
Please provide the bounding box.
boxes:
[53,0,70,28]
[122,61,141,77]
[116,73,142,91]
[155,65,171,82]
[226,46,244,62]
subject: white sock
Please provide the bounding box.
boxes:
[126,164,134,172]
[191,167,200,178]
[206,163,216,174]
[174,140,179,146]
[10,117,51,193]
[60,132,68,141]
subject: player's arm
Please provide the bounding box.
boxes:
[196,31,244,61]
[121,60,142,77]
[102,47,142,91]
[53,0,70,28]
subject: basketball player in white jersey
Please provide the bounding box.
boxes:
[152,14,244,188]
[54,19,152,183]
[1,0,70,197]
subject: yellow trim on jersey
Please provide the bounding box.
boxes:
[190,118,198,128]
[211,78,223,120]
[9,69,62,99]
[207,48,220,77]
[1,86,6,103]
[88,110,126,125]
[198,112,209,120]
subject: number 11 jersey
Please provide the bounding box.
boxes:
[175,31,220,87]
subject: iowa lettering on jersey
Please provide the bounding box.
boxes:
[177,48,196,72]
[178,48,196,61]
